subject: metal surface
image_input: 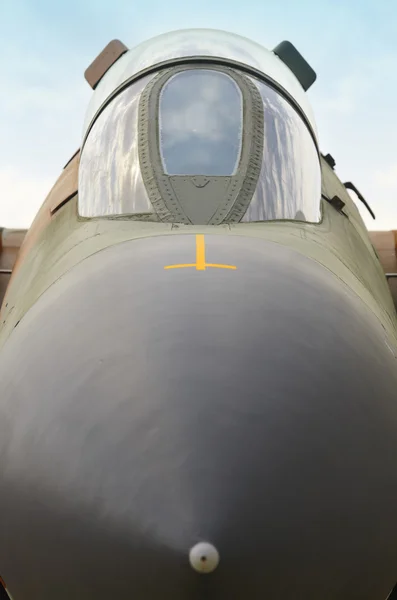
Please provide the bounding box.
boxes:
[1,236,397,599]
[84,39,128,89]
[273,40,317,90]
[344,181,375,220]
[3,153,397,348]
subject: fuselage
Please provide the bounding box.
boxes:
[1,28,397,600]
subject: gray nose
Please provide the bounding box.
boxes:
[1,234,397,600]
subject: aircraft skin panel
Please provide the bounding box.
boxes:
[1,233,397,599]
[2,155,397,352]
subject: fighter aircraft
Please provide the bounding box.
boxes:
[1,28,397,600]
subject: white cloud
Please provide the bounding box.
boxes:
[0,167,54,229]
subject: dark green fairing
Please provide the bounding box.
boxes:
[1,156,396,349]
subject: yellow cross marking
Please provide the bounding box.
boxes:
[164,235,237,271]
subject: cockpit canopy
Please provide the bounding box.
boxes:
[79,30,321,225]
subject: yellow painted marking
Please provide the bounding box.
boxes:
[205,263,237,270]
[196,234,206,270]
[164,264,196,270]
[164,235,237,271]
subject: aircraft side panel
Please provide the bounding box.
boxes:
[321,159,378,255]
[320,158,396,315]
[320,158,397,314]
[1,153,396,348]
[1,205,397,353]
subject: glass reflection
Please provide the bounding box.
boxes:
[79,65,321,224]
[159,70,243,176]
[241,78,321,223]
[83,29,316,140]
[79,75,154,218]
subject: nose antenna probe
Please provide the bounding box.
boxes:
[189,542,220,574]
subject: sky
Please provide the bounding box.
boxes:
[1,0,397,230]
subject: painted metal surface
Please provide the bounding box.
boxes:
[1,236,397,599]
[84,39,128,90]
[2,154,396,346]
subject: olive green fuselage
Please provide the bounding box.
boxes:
[1,155,396,350]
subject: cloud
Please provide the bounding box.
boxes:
[0,167,54,229]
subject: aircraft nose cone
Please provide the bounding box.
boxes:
[1,234,397,600]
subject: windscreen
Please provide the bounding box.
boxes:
[159,70,243,176]
[79,75,154,218]
[79,67,321,223]
[241,77,321,222]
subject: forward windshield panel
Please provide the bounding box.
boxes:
[159,70,243,176]
[79,76,154,218]
[241,77,321,223]
[79,68,321,223]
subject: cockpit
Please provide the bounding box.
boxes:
[78,29,322,225]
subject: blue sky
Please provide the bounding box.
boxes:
[1,0,397,229]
